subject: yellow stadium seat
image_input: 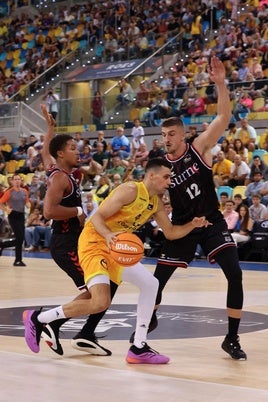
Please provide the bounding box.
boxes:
[263,153,268,165]
[12,59,21,68]
[209,39,216,48]
[18,173,26,183]
[48,28,56,38]
[6,50,13,60]
[5,160,18,174]
[0,174,8,188]
[25,173,35,184]
[252,97,265,112]
[5,68,11,77]
[13,49,21,59]
[25,32,35,41]
[18,84,28,98]
[197,86,207,98]
[129,108,140,121]
[54,27,63,38]
[258,132,268,149]
[17,159,26,169]
[68,40,79,51]
[0,60,6,69]
[232,186,246,200]
[155,36,165,48]
[139,107,149,122]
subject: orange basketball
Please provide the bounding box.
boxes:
[110,232,144,266]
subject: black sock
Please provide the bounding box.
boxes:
[151,309,157,323]
[228,317,240,339]
[49,318,70,333]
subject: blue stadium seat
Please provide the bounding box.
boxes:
[217,186,233,200]
[6,59,13,68]
[252,149,267,160]
[79,39,88,49]
[27,39,36,49]
[0,51,7,61]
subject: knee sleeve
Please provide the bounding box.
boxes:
[214,248,243,310]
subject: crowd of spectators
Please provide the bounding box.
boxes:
[0,1,267,116]
[1,116,268,258]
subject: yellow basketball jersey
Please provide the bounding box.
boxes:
[79,182,159,284]
[86,181,159,233]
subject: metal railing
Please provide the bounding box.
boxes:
[2,30,184,137]
[6,48,82,104]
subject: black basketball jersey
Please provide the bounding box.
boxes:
[165,143,222,225]
[47,167,82,235]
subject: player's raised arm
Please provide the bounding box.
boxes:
[40,104,56,171]
[194,56,231,157]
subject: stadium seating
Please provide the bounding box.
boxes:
[262,153,268,165]
[252,97,265,112]
[217,186,233,200]
[232,186,247,200]
[252,149,268,160]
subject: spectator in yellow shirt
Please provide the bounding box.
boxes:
[0,137,12,161]
[212,151,233,187]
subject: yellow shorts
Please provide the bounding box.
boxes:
[78,222,123,285]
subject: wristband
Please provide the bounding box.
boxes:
[76,206,83,217]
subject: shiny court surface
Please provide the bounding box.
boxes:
[0,252,268,402]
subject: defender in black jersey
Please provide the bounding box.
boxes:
[152,57,246,360]
[47,166,85,290]
[39,105,113,356]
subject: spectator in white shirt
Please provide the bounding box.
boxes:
[228,154,251,187]
[130,118,145,157]
[249,194,268,222]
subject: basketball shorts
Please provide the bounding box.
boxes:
[50,232,86,291]
[159,218,236,267]
[78,223,123,286]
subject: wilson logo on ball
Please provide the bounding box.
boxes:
[114,244,138,252]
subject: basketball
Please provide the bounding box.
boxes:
[110,232,144,266]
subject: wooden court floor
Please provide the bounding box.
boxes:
[0,253,268,402]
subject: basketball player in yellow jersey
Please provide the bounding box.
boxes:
[23,158,210,364]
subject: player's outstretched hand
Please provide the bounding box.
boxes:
[207,56,226,85]
[192,216,212,228]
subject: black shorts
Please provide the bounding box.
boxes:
[50,232,86,291]
[159,218,236,268]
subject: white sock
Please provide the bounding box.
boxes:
[134,324,148,348]
[122,262,158,349]
[37,306,66,323]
